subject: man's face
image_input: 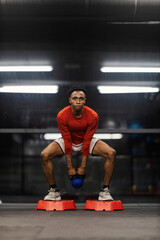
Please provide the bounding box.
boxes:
[69,91,86,111]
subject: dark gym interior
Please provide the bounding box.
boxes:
[0,1,160,239]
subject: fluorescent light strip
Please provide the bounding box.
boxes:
[111,21,160,25]
[100,67,160,73]
[44,133,62,140]
[94,133,123,139]
[0,66,53,72]
[44,133,123,140]
[97,86,159,94]
[0,85,58,94]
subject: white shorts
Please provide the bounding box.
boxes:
[54,137,99,155]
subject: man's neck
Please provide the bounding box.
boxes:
[72,107,83,118]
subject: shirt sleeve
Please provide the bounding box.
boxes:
[57,113,72,155]
[82,114,99,156]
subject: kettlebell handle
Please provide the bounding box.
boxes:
[69,171,85,180]
[75,169,85,178]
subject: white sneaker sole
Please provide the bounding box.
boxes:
[98,196,113,201]
[44,196,61,201]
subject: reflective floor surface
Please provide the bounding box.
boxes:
[0,197,160,240]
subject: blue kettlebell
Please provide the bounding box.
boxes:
[71,174,84,189]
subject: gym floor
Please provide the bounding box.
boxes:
[0,196,160,240]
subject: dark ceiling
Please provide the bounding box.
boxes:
[0,0,160,130]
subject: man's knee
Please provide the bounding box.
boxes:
[41,150,50,166]
[104,148,116,162]
[111,148,116,158]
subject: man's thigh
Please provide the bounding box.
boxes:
[92,140,114,158]
[42,141,64,160]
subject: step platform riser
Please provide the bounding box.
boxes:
[36,200,77,211]
[84,200,124,211]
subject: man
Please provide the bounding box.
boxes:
[41,86,116,201]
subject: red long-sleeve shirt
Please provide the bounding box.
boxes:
[57,105,99,156]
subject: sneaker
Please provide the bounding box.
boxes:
[44,188,61,201]
[98,188,113,201]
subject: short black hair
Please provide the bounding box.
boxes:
[68,85,87,97]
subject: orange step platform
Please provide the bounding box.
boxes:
[36,200,77,211]
[84,200,124,211]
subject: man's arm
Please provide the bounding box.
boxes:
[82,115,99,156]
[66,154,76,178]
[77,155,88,175]
[57,113,76,177]
[77,114,99,175]
[57,113,73,154]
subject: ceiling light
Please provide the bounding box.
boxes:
[44,133,123,140]
[0,85,58,94]
[97,86,159,94]
[100,67,160,73]
[44,133,62,140]
[0,66,53,72]
[94,133,123,139]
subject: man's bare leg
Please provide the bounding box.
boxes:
[92,140,116,200]
[41,141,63,186]
[92,140,116,186]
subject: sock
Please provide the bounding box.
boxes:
[49,184,57,189]
[103,185,109,189]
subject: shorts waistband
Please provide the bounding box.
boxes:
[72,143,83,147]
